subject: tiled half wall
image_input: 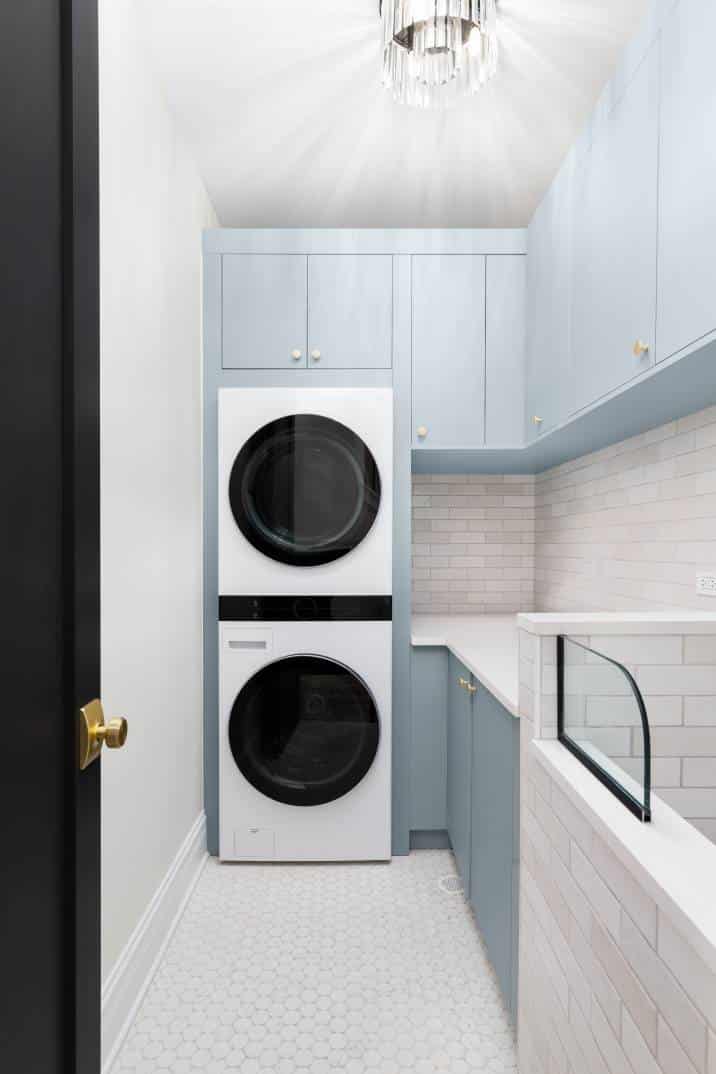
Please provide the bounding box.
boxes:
[518,628,716,1074]
[411,474,536,615]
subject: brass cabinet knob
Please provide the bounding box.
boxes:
[311,349,321,362]
[417,425,428,439]
[533,415,543,425]
[633,339,650,358]
[466,683,478,695]
[79,699,129,770]
[291,349,302,361]
[458,676,470,688]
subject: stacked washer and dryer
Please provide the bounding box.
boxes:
[218,388,393,862]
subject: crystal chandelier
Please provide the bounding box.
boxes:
[381,0,498,107]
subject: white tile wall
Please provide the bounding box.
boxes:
[517,629,716,1074]
[412,474,536,615]
[560,634,716,841]
[535,405,716,613]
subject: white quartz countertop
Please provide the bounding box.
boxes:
[518,611,716,635]
[411,614,520,717]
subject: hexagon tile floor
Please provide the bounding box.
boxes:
[111,850,517,1074]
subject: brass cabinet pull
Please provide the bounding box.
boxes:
[533,415,543,425]
[417,425,428,439]
[458,677,478,694]
[79,699,128,770]
[466,682,478,695]
[291,349,303,361]
[633,339,650,358]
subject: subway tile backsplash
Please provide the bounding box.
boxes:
[535,404,716,612]
[412,474,536,615]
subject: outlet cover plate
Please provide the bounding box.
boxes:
[696,574,716,597]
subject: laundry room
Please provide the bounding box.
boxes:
[7,3,716,1074]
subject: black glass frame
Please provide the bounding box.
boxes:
[229,655,381,807]
[557,635,652,822]
[229,413,381,567]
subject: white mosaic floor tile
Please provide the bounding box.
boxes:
[111,850,517,1073]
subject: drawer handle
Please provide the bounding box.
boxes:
[417,425,428,439]
[291,349,302,361]
[458,676,470,688]
[532,415,543,425]
[633,339,650,358]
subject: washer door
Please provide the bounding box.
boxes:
[229,655,380,806]
[228,414,381,566]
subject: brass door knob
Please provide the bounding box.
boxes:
[79,699,129,770]
[291,349,302,361]
[417,426,428,439]
[633,339,650,358]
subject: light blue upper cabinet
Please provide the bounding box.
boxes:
[486,256,526,446]
[657,0,716,363]
[412,255,486,449]
[308,255,393,369]
[525,156,575,441]
[571,43,659,412]
[222,254,308,369]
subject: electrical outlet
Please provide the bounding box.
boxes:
[696,573,716,597]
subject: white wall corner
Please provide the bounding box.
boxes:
[101,813,208,1073]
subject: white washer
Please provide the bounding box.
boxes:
[219,617,391,862]
[218,388,393,596]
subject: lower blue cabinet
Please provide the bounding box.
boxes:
[469,685,520,1019]
[447,654,474,891]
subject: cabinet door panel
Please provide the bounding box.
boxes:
[657,0,716,362]
[525,157,575,441]
[486,256,526,446]
[447,655,473,889]
[222,254,307,369]
[469,686,519,1015]
[412,256,486,448]
[572,45,659,411]
[308,255,392,369]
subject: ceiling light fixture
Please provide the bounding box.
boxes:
[380,0,498,108]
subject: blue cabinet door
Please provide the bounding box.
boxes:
[525,155,576,441]
[486,256,526,447]
[469,685,519,1017]
[447,654,473,889]
[308,255,393,369]
[410,647,448,833]
[222,254,308,369]
[571,43,659,411]
[412,255,486,449]
[657,0,716,363]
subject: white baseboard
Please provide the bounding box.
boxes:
[101,812,208,1073]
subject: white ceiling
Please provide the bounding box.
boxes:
[141,0,649,228]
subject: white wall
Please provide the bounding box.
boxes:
[99,0,216,983]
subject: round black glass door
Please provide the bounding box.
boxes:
[229,414,381,566]
[229,656,380,806]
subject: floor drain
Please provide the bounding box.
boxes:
[438,874,463,894]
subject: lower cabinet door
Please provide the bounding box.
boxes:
[447,654,473,889]
[469,685,519,1016]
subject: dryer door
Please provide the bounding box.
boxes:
[229,655,380,806]
[228,414,381,566]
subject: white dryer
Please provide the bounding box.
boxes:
[219,605,391,862]
[218,388,393,596]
